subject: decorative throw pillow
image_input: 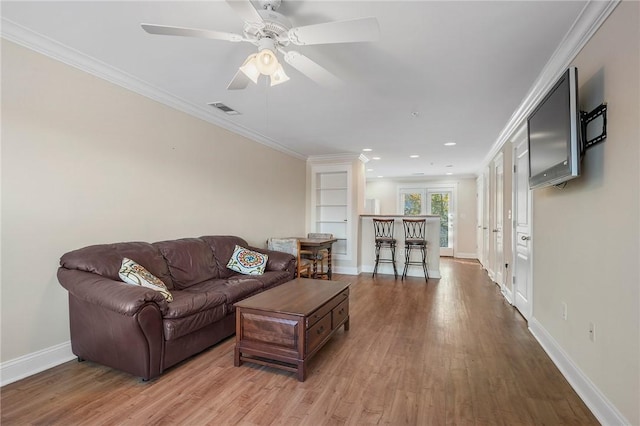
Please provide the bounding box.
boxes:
[119,258,173,302]
[226,245,268,275]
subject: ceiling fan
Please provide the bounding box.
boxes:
[141,0,380,90]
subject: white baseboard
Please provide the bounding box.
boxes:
[454,252,478,259]
[501,287,514,305]
[528,318,629,426]
[0,341,75,387]
[333,265,359,276]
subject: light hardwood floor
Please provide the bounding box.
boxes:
[1,258,599,425]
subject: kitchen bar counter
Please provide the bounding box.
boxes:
[359,215,441,279]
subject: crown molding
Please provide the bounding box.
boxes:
[478,0,621,173]
[1,18,306,161]
[307,153,369,165]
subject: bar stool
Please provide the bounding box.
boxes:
[402,219,429,281]
[372,219,398,278]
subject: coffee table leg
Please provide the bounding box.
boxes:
[234,346,242,367]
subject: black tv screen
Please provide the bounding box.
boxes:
[527,67,581,189]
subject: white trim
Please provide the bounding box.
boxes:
[0,341,75,387]
[478,0,621,174]
[333,266,359,276]
[501,287,514,305]
[529,318,629,426]
[454,252,478,260]
[0,18,305,162]
[308,154,369,165]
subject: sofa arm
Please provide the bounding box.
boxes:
[57,268,169,316]
[248,246,296,274]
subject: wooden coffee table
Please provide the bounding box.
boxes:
[234,278,350,381]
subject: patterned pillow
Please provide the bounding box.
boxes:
[119,258,173,302]
[226,245,268,275]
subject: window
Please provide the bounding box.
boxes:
[399,189,426,215]
[398,184,456,256]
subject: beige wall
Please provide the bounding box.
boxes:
[1,40,307,362]
[532,2,639,423]
[365,177,478,257]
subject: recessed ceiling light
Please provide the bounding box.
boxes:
[410,155,419,158]
[444,142,457,146]
[367,168,374,172]
[372,156,381,160]
[377,175,384,178]
[413,172,425,176]
[362,148,373,152]
[446,172,453,175]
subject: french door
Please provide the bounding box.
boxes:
[399,187,454,256]
[427,190,453,256]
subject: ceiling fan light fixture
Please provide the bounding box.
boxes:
[270,63,290,86]
[256,48,279,75]
[239,54,260,84]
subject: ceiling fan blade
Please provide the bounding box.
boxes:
[287,17,380,46]
[283,51,343,87]
[227,69,251,90]
[225,0,264,25]
[141,23,244,42]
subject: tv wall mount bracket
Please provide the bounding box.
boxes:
[580,103,607,154]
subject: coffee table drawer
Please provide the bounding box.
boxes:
[306,313,331,354]
[306,289,349,329]
[332,298,349,328]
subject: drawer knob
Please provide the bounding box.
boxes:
[338,308,344,314]
[317,326,324,334]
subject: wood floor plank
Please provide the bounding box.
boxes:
[1,259,599,425]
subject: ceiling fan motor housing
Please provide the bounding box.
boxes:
[243,9,291,42]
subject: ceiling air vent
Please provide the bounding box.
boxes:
[208,102,240,115]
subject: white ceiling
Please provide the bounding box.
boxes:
[2,0,588,179]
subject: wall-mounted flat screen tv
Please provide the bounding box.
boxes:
[527,67,581,189]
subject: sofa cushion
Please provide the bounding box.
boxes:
[162,289,227,340]
[199,236,249,278]
[60,242,174,289]
[252,270,292,290]
[154,238,218,289]
[186,277,263,313]
[163,307,226,341]
[119,258,173,302]
[226,245,268,275]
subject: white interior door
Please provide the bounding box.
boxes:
[476,176,484,265]
[493,153,504,288]
[513,130,533,320]
[483,168,490,271]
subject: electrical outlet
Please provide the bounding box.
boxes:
[589,322,596,342]
[561,302,568,320]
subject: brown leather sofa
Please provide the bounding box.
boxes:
[57,235,296,380]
